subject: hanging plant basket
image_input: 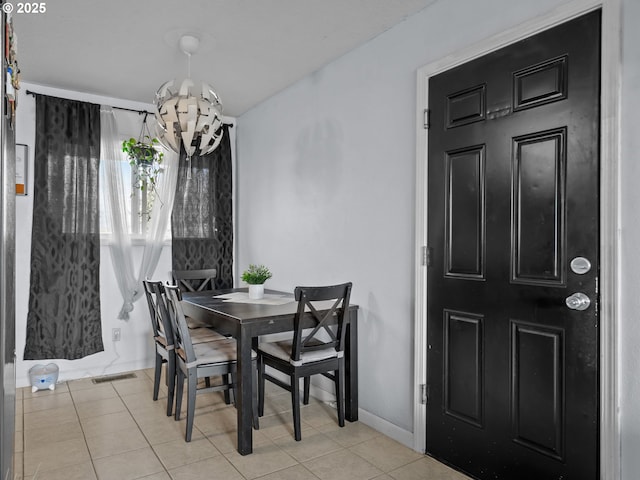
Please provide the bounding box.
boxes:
[122,138,162,167]
[122,136,164,189]
[122,114,165,191]
[121,114,165,219]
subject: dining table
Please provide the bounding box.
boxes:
[180,287,359,455]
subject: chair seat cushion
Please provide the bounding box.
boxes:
[186,316,209,329]
[190,327,228,344]
[154,334,168,348]
[177,339,256,367]
[258,340,343,367]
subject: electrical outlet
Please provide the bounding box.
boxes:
[112,328,121,342]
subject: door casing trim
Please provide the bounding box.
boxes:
[413,1,621,478]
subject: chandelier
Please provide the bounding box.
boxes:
[154,34,224,176]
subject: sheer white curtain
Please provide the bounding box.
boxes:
[100,106,179,319]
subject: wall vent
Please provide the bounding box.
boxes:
[91,373,137,384]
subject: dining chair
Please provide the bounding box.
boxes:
[257,282,352,441]
[164,284,259,442]
[144,279,232,416]
[172,268,217,292]
[171,268,228,339]
[143,280,177,417]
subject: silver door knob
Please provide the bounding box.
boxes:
[565,292,591,311]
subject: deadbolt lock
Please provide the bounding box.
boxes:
[570,257,592,275]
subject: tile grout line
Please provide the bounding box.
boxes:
[21,370,439,480]
[172,370,252,480]
[120,369,245,479]
[113,370,174,479]
[67,380,106,480]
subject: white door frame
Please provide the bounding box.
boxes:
[413,1,621,478]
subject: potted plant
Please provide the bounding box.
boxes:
[241,264,272,299]
[122,136,164,191]
[122,114,165,221]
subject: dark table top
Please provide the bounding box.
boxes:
[181,288,357,326]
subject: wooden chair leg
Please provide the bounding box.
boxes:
[153,353,162,401]
[252,359,259,430]
[223,374,232,404]
[166,354,176,417]
[292,373,302,441]
[303,377,310,405]
[205,377,211,388]
[336,366,345,428]
[258,356,266,417]
[232,373,237,405]
[174,369,184,421]
[185,369,197,442]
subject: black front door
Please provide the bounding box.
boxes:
[426,11,601,480]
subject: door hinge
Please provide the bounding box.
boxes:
[420,383,429,404]
[422,246,432,267]
[423,108,430,129]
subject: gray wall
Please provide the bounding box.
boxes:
[620,0,640,477]
[237,0,640,477]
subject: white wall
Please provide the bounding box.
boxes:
[237,0,640,475]
[14,83,173,387]
[619,0,640,477]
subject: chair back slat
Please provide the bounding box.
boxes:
[164,284,196,363]
[172,269,217,292]
[151,281,176,346]
[291,283,352,363]
[143,280,173,345]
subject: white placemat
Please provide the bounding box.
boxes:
[213,292,294,305]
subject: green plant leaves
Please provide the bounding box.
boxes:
[241,264,272,284]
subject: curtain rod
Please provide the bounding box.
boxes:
[25,90,234,127]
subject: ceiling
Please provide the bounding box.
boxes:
[12,0,436,117]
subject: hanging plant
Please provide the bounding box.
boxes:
[122,136,163,168]
[122,114,164,192]
[122,136,164,191]
[122,114,165,219]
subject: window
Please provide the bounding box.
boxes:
[99,109,171,241]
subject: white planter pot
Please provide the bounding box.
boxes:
[248,284,264,299]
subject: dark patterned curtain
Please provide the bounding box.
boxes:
[171,125,233,288]
[24,95,104,360]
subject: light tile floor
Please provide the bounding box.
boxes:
[14,368,471,480]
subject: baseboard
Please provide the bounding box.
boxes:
[16,358,153,389]
[303,379,416,451]
[357,408,416,450]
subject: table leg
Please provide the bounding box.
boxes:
[236,328,254,455]
[345,308,358,421]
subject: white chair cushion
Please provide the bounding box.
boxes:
[190,327,228,344]
[193,340,237,364]
[154,334,168,348]
[178,339,257,368]
[186,316,210,329]
[258,340,343,367]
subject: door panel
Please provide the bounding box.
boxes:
[511,321,564,460]
[512,128,566,284]
[444,310,484,427]
[426,11,600,480]
[445,146,485,278]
